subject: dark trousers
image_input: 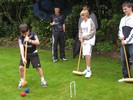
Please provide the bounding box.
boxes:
[52,31,65,59]
[120,44,133,78]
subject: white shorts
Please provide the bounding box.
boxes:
[82,43,92,56]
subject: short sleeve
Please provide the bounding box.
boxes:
[18,37,23,47]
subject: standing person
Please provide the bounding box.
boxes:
[73,4,98,59]
[50,6,67,62]
[18,24,47,88]
[79,10,96,78]
[118,1,133,82]
[78,4,98,30]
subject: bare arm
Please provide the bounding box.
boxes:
[20,44,25,60]
[19,39,26,64]
[63,24,66,32]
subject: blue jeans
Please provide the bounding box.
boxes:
[120,44,133,78]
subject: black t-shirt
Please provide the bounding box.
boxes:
[50,14,65,33]
[18,32,38,53]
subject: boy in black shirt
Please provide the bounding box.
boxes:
[18,24,47,88]
[50,6,67,62]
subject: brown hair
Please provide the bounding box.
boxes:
[122,1,133,10]
[19,24,29,34]
[83,4,89,8]
[83,4,91,13]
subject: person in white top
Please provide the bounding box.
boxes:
[118,1,133,82]
[78,4,98,30]
[79,10,96,78]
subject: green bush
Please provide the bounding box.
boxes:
[65,38,74,49]
[0,1,125,50]
[95,41,113,52]
[95,14,123,52]
[65,5,82,39]
[96,14,122,43]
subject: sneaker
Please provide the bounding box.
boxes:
[82,69,88,75]
[18,80,23,88]
[61,58,68,61]
[53,59,58,63]
[41,80,48,87]
[118,78,125,82]
[85,70,92,78]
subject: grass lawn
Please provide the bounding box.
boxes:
[0,47,133,100]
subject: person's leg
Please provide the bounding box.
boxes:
[30,53,47,87]
[59,32,66,59]
[52,33,59,61]
[19,65,24,80]
[36,67,47,87]
[84,55,92,78]
[18,65,24,88]
[36,67,46,81]
[128,44,133,77]
[85,55,91,70]
[120,46,130,78]
[82,44,92,77]
[18,57,30,88]
[36,67,44,77]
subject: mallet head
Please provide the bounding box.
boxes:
[21,81,28,87]
[72,70,82,75]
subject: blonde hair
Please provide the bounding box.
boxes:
[80,10,89,17]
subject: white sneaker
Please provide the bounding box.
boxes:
[18,80,23,88]
[61,58,68,61]
[118,78,125,82]
[53,59,58,63]
[85,70,92,78]
[41,80,48,87]
[82,69,88,75]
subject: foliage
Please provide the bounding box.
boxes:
[94,41,113,52]
[0,1,32,38]
[0,0,131,50]
[65,5,82,39]
[0,22,4,37]
[96,14,122,42]
[65,38,74,49]
[0,1,52,48]
[31,19,51,48]
[95,14,123,52]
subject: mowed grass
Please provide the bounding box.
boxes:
[1,47,133,100]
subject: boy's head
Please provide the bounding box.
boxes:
[83,4,89,10]
[122,1,133,15]
[80,10,89,19]
[19,24,29,35]
[54,6,60,15]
